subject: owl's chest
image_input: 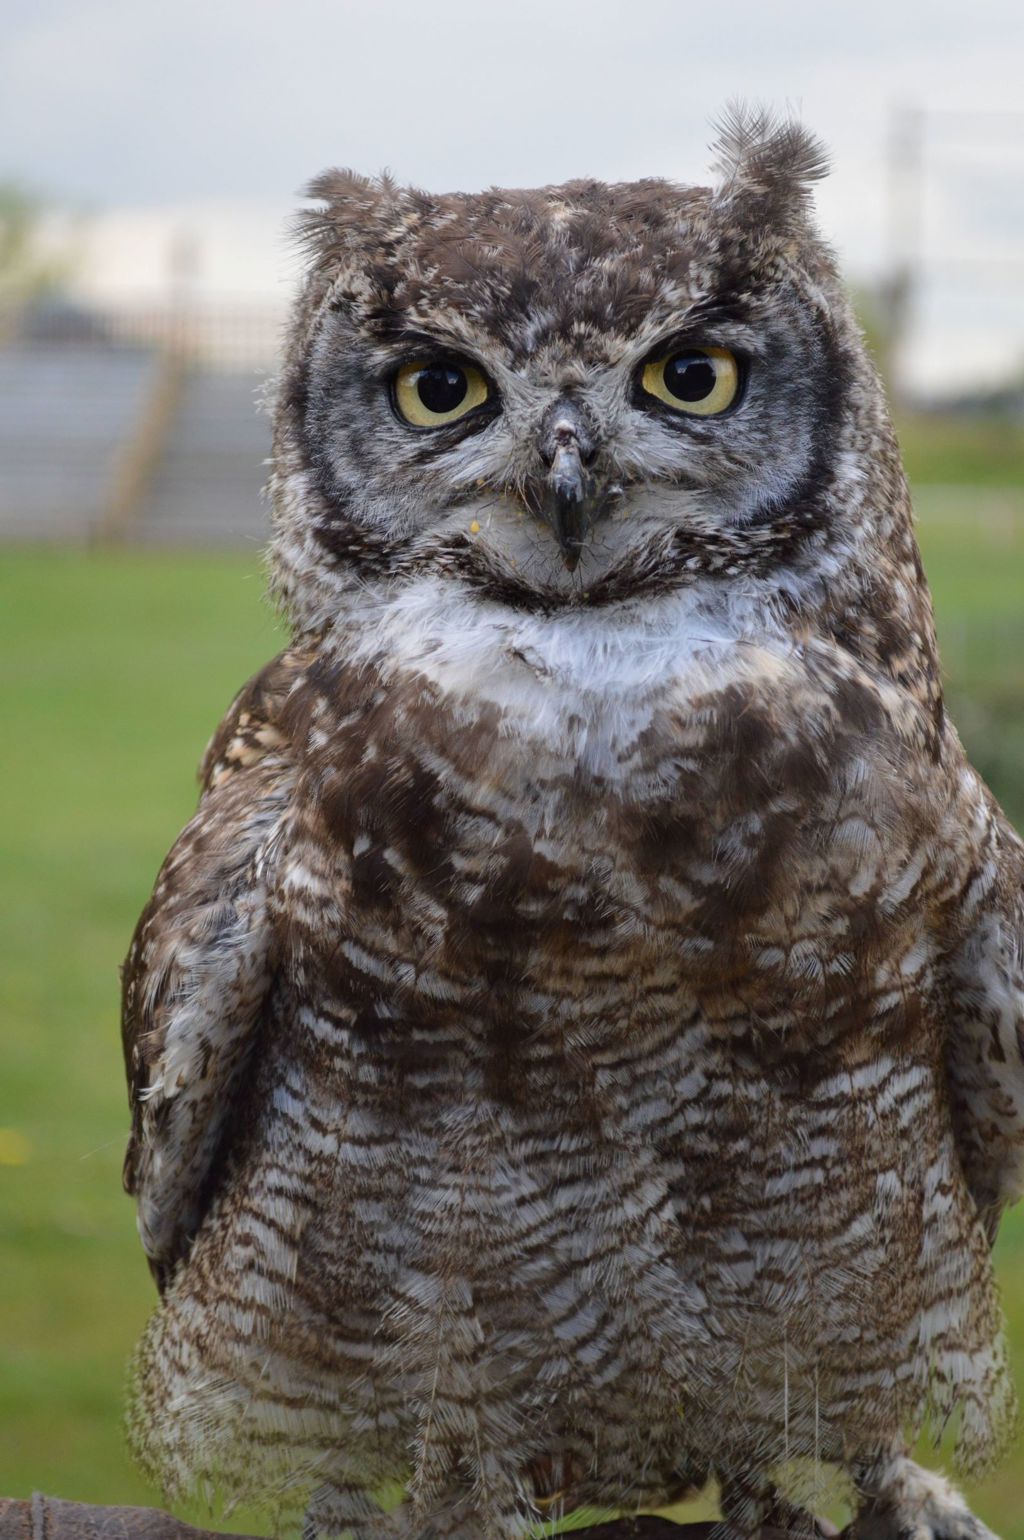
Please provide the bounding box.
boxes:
[255,663,973,1444]
[277,647,934,1078]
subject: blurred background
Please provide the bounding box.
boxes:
[1,1,1023,1534]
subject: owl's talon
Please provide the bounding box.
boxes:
[849,1455,1001,1540]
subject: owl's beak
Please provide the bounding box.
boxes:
[541,444,594,572]
[532,405,602,572]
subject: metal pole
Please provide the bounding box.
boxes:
[884,104,924,409]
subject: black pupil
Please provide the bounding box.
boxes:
[417,366,468,415]
[663,351,718,402]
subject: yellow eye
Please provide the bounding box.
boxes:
[394,358,491,427]
[640,345,740,417]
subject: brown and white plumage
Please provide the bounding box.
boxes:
[122,111,1024,1538]
[122,651,305,1285]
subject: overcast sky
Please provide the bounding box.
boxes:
[4,0,1024,388]
[5,0,1022,232]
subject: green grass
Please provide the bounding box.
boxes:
[896,412,1024,490]
[914,485,1024,831]
[0,502,1022,1533]
[0,549,285,1525]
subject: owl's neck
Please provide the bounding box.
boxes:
[342,570,784,687]
[316,571,801,779]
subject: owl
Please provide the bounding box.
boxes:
[121,109,1024,1540]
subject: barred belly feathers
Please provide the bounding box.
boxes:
[120,110,1024,1539]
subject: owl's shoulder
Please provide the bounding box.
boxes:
[199,645,313,792]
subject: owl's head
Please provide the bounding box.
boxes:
[270,109,897,638]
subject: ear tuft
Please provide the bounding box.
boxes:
[294,169,405,269]
[709,103,829,222]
